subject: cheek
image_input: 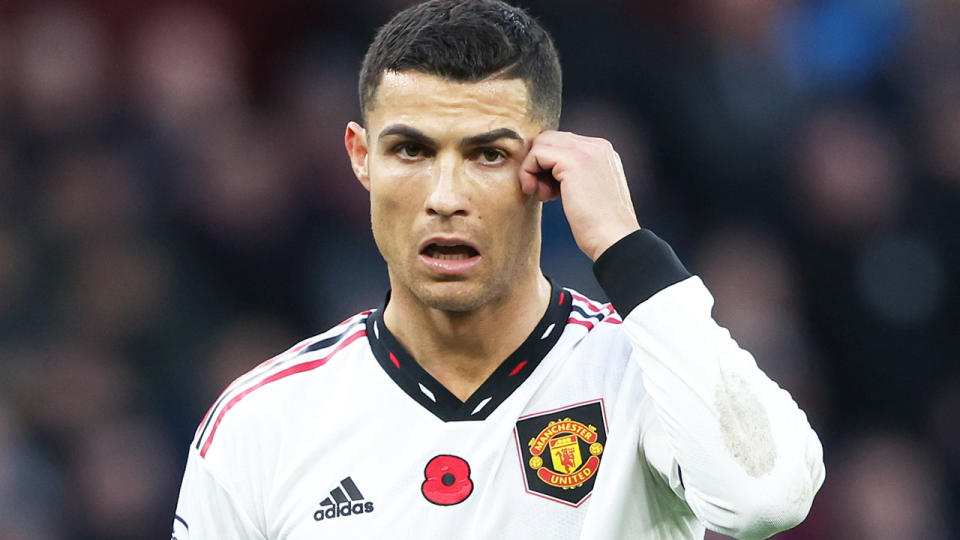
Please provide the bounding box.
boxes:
[369,168,424,218]
[467,167,528,217]
[482,194,540,254]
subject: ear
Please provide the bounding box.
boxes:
[344,121,371,191]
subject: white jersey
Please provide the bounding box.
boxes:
[173,230,824,540]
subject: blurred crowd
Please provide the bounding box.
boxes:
[0,0,956,538]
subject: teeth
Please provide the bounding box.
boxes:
[433,252,471,260]
[424,243,477,259]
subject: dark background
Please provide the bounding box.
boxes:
[0,0,957,538]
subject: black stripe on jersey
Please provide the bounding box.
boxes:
[366,279,571,422]
[570,304,606,322]
[174,514,189,530]
[299,332,351,355]
[194,319,367,450]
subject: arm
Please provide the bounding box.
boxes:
[172,444,266,539]
[595,229,825,539]
[521,131,824,538]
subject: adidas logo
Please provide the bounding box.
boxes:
[313,477,374,521]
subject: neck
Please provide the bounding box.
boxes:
[382,271,552,402]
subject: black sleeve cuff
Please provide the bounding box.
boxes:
[592,229,691,315]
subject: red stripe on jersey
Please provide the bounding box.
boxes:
[570,292,603,313]
[203,333,327,433]
[389,352,400,369]
[335,310,372,328]
[567,318,595,330]
[509,360,528,376]
[558,291,565,305]
[264,312,371,367]
[200,328,366,458]
[603,318,623,325]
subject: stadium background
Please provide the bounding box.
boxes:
[0,0,957,538]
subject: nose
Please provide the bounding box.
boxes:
[424,154,470,217]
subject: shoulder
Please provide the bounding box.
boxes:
[560,287,635,363]
[191,310,374,460]
[563,287,623,332]
[551,287,644,400]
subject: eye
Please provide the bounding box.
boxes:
[395,143,427,160]
[477,148,507,165]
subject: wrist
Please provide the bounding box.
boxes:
[592,229,691,315]
[588,225,642,262]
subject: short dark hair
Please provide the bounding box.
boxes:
[359,0,562,128]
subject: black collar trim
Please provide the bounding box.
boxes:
[366,281,571,422]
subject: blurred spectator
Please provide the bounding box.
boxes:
[0,401,63,540]
[11,338,135,446]
[914,74,960,188]
[11,4,112,136]
[126,4,246,138]
[791,104,905,241]
[275,45,370,227]
[775,0,905,93]
[0,225,31,328]
[828,433,949,539]
[904,0,960,85]
[66,416,179,540]
[37,148,145,244]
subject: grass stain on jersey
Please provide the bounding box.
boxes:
[715,369,776,477]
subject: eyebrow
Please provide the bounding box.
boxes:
[460,128,525,149]
[377,124,525,150]
[378,124,438,147]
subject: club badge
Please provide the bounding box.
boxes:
[514,399,608,506]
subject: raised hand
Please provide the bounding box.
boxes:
[519,131,641,261]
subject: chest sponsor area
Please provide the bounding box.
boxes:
[514,399,608,506]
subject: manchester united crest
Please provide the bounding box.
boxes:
[514,400,608,506]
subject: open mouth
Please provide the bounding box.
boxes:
[419,240,482,275]
[421,243,480,260]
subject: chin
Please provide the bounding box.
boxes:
[413,280,494,313]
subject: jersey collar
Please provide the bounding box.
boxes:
[366,280,571,422]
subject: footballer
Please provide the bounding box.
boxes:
[173,1,825,538]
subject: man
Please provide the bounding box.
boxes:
[173,1,824,538]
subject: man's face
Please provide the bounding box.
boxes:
[346,71,543,312]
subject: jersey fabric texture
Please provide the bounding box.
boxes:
[173,230,825,540]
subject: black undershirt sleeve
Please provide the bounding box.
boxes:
[592,229,692,316]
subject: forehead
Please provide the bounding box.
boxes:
[367,71,538,135]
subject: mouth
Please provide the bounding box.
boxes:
[421,243,480,260]
[419,239,482,275]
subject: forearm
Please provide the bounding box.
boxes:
[595,230,825,539]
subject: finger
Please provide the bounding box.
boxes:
[521,141,570,179]
[518,167,560,201]
[520,146,550,179]
[519,153,564,201]
[518,168,540,196]
[519,133,576,200]
[536,175,561,201]
[519,141,556,198]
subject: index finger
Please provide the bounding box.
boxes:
[519,140,563,201]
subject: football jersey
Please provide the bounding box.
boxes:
[173,230,824,540]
